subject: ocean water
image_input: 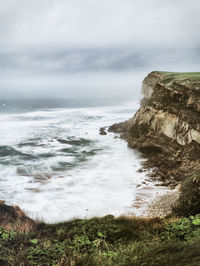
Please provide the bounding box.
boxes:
[0,99,168,222]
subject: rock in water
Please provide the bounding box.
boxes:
[99,127,107,135]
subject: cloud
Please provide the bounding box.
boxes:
[0,0,200,98]
[0,0,199,50]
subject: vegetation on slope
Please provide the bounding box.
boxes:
[174,171,200,217]
[1,213,200,265]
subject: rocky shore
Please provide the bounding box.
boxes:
[141,186,180,218]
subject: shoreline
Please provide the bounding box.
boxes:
[0,167,179,229]
[140,185,180,218]
[0,188,179,230]
[130,167,180,218]
[0,133,178,226]
[0,170,178,228]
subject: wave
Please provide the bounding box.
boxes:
[51,162,77,171]
[0,146,24,157]
[56,137,93,146]
[0,146,36,163]
[17,138,42,147]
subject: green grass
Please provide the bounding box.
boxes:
[153,71,200,89]
[1,214,200,265]
[146,71,200,124]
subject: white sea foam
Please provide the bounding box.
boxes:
[0,101,169,222]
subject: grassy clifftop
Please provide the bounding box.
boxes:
[155,71,200,88]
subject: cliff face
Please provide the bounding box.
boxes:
[137,71,200,145]
[110,71,200,185]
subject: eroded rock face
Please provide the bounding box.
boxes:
[110,71,200,184]
[140,72,162,106]
[134,106,200,146]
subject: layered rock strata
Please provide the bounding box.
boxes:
[110,71,200,186]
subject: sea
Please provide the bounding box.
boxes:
[0,98,168,222]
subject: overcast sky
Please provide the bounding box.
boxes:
[1,0,200,99]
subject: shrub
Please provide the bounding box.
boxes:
[174,171,200,216]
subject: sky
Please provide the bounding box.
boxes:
[0,0,200,99]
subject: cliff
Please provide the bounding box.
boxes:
[110,71,200,185]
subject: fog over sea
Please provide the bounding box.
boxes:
[0,98,168,222]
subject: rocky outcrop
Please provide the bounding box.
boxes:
[110,71,200,185]
[99,127,107,135]
[141,72,162,106]
[108,117,135,138]
[133,106,200,146]
[0,201,36,232]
